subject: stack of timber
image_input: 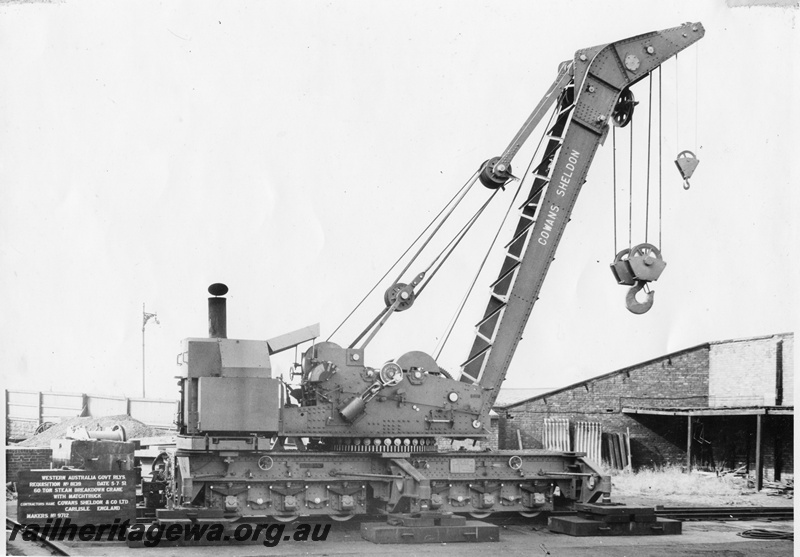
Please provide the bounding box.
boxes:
[603,430,632,471]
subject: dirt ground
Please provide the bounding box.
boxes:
[609,468,794,508]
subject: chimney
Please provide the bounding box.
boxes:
[208,283,228,339]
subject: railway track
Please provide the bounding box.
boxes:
[654,506,794,522]
[6,517,71,556]
[4,505,791,552]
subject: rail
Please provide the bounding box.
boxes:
[6,517,72,556]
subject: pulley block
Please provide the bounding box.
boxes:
[611,88,638,127]
[384,283,416,311]
[609,248,636,286]
[674,150,699,189]
[627,243,666,283]
[610,243,666,315]
[478,156,513,189]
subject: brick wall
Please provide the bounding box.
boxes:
[497,347,710,468]
[7,419,38,442]
[5,447,53,483]
[779,336,793,406]
[709,334,793,407]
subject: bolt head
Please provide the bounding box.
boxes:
[646,46,655,54]
[579,54,587,61]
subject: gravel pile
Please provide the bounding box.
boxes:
[14,415,170,447]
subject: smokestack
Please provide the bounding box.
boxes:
[207,283,228,339]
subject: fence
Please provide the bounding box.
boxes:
[574,421,603,465]
[5,389,177,440]
[542,418,571,451]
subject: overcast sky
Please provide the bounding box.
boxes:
[0,1,796,402]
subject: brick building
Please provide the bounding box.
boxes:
[495,333,793,485]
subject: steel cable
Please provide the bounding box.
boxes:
[433,96,562,359]
[737,528,793,541]
[326,169,479,342]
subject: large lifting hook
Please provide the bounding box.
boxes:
[626,281,654,314]
[610,243,666,314]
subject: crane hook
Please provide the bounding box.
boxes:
[625,280,654,314]
[675,150,699,190]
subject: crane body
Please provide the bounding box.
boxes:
[150,22,705,523]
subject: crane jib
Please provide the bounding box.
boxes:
[556,150,581,197]
[461,22,705,413]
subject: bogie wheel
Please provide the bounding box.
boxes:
[468,512,491,519]
[273,515,299,523]
[518,511,542,518]
[612,88,636,127]
[330,514,355,522]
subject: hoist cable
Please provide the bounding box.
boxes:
[612,125,617,256]
[434,97,562,360]
[645,74,653,243]
[350,183,497,350]
[658,66,663,248]
[434,182,522,360]
[628,113,633,249]
[326,169,479,342]
[417,190,499,297]
[675,52,680,151]
[695,42,699,151]
[391,171,480,287]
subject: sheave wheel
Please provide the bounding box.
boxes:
[612,88,636,127]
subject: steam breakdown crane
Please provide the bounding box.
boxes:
[159,23,704,523]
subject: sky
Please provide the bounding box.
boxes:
[0,1,796,403]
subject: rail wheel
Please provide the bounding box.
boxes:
[330,514,355,522]
[273,515,299,523]
[468,512,491,519]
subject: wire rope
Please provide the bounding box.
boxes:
[645,74,653,243]
[434,96,562,359]
[628,113,633,250]
[434,183,522,360]
[417,190,499,296]
[658,66,663,249]
[737,528,793,541]
[612,126,618,256]
[391,171,480,287]
[326,169,479,342]
[695,42,699,152]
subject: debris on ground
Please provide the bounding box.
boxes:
[13,415,171,448]
[761,479,793,498]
